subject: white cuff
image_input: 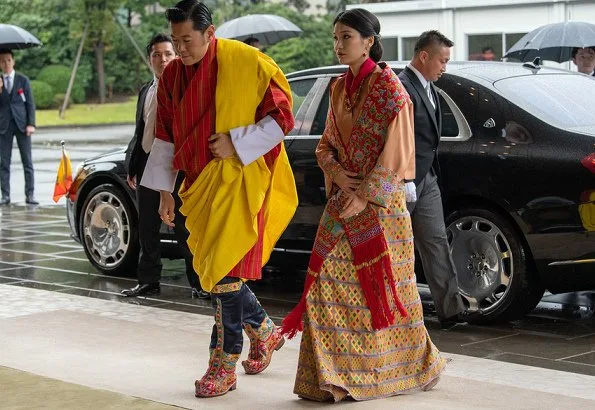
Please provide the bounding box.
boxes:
[229,115,285,166]
[140,138,178,192]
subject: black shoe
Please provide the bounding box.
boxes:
[0,197,10,206]
[192,288,211,299]
[25,196,39,205]
[121,283,160,297]
[439,315,462,330]
[439,310,480,330]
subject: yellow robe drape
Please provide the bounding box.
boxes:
[179,39,298,292]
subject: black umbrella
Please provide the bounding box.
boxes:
[0,24,42,50]
[504,21,595,63]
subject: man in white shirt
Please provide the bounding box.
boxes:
[121,33,208,299]
[399,31,469,330]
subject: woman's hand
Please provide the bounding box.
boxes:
[334,170,360,193]
[339,192,367,219]
[158,191,176,227]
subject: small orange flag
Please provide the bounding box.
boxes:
[53,144,73,203]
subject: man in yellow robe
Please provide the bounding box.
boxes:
[140,0,297,398]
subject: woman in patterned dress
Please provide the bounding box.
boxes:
[281,8,446,401]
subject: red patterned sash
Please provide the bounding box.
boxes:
[171,40,218,185]
[282,66,408,338]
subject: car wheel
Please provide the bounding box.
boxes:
[445,207,544,323]
[79,183,139,276]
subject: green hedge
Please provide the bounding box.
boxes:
[36,64,87,104]
[30,80,54,109]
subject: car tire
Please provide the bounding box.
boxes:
[79,183,139,276]
[445,206,544,323]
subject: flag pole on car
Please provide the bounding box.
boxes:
[53,140,73,203]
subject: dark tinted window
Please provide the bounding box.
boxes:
[311,82,332,135]
[439,94,460,137]
[290,78,316,117]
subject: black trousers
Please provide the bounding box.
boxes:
[136,160,201,290]
[0,120,34,199]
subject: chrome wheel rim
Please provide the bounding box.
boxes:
[82,190,131,269]
[446,216,513,314]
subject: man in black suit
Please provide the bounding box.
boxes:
[0,49,37,205]
[399,31,467,329]
[121,33,208,299]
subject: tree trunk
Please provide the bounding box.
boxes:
[60,23,88,119]
[94,39,106,104]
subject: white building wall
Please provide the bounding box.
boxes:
[352,0,595,69]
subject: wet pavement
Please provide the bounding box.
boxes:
[1,204,594,378]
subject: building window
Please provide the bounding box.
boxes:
[401,37,417,61]
[381,37,399,61]
[468,34,502,60]
[504,33,527,61]
[468,33,527,61]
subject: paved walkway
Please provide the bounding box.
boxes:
[1,284,594,409]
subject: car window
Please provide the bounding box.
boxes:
[290,78,317,117]
[438,93,460,137]
[311,81,333,135]
[495,74,595,135]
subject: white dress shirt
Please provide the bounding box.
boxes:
[408,64,435,109]
[141,78,158,154]
[3,70,15,94]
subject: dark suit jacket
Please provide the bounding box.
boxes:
[125,82,152,179]
[398,66,442,186]
[0,72,36,135]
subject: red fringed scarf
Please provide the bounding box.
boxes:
[281,65,408,339]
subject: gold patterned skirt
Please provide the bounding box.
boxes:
[293,191,446,401]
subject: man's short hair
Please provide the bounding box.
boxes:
[0,49,14,57]
[572,46,595,59]
[413,30,454,56]
[244,36,259,46]
[166,0,212,32]
[482,46,494,54]
[146,33,173,57]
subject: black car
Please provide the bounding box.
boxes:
[67,61,595,323]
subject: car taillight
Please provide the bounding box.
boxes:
[581,153,595,174]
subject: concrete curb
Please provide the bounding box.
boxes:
[36,122,135,131]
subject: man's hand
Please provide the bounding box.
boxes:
[158,191,175,227]
[126,175,137,190]
[208,133,236,159]
[0,76,3,92]
[339,191,367,219]
[334,170,360,193]
[26,125,35,136]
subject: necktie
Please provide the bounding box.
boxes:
[4,75,11,94]
[426,83,435,110]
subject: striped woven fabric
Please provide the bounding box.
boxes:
[293,188,446,401]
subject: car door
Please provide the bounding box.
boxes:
[279,76,331,255]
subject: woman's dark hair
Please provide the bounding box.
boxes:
[333,8,383,63]
[166,0,212,32]
[146,33,173,57]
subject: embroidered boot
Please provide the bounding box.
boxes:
[241,316,285,375]
[195,348,240,398]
